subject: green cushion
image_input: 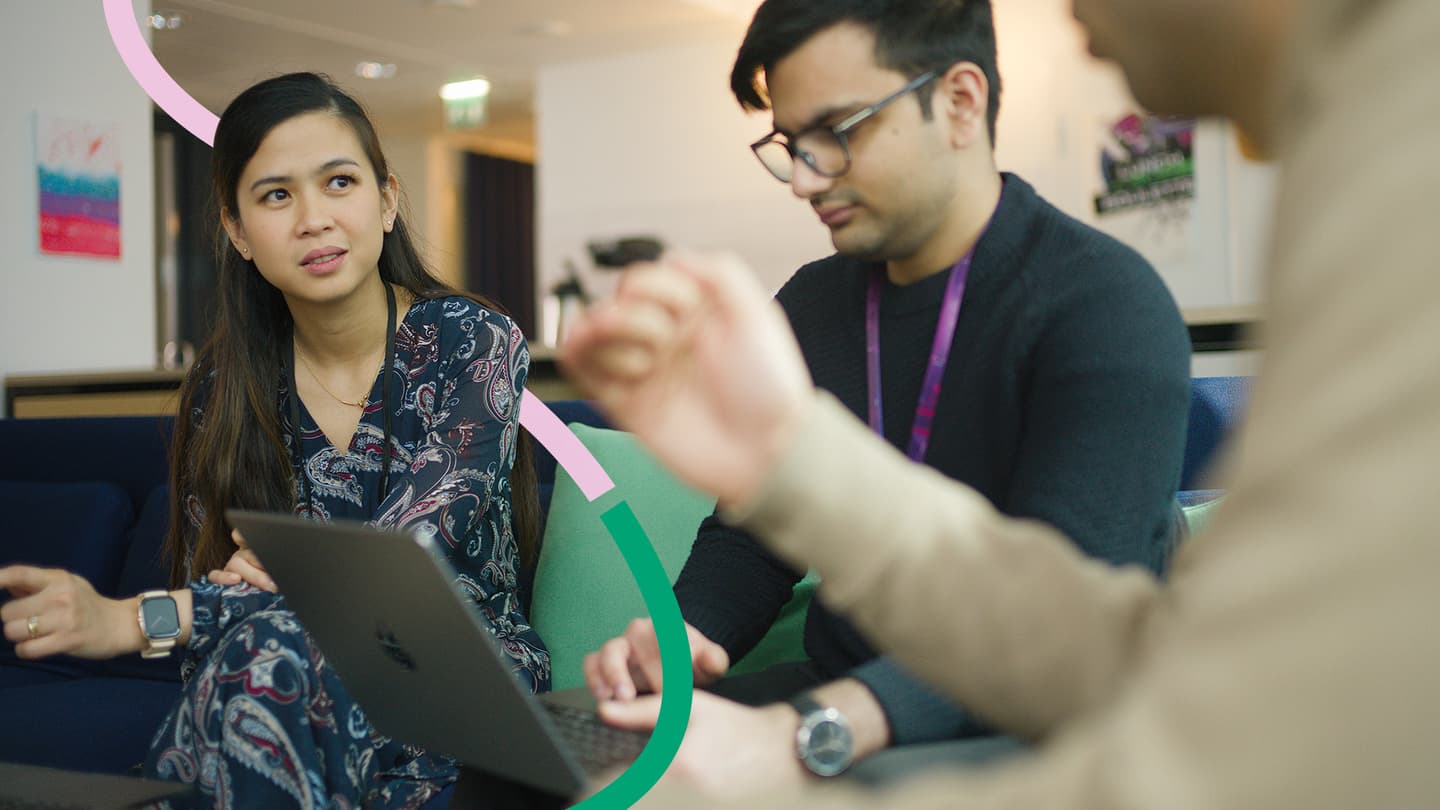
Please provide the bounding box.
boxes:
[531,423,814,690]
[727,568,818,677]
[1182,496,1225,538]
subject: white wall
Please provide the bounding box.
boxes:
[990,0,1277,311]
[1193,351,1262,378]
[0,0,156,396]
[536,32,834,343]
[536,0,1278,344]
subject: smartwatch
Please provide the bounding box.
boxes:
[137,590,180,659]
[787,693,855,777]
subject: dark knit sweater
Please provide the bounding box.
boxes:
[673,173,1192,744]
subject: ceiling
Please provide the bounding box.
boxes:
[148,0,760,146]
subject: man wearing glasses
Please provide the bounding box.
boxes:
[586,0,1191,790]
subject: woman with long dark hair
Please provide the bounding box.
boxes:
[0,72,547,806]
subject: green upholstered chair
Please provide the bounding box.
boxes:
[530,423,815,690]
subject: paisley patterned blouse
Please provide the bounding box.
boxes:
[181,295,549,693]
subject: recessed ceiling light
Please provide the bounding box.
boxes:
[428,0,476,7]
[147,11,185,30]
[355,62,398,80]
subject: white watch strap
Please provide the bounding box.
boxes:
[137,590,176,659]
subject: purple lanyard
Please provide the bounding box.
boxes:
[866,237,986,463]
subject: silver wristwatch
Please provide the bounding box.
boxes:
[137,590,180,659]
[787,693,855,777]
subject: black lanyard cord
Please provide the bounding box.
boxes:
[378,282,396,503]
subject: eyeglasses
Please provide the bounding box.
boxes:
[750,69,940,184]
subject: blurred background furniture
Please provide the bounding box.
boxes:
[0,378,1250,775]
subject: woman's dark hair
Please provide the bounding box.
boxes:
[731,0,1002,145]
[166,72,541,587]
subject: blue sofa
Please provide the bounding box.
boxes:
[1180,375,1250,504]
[0,417,181,772]
[0,380,1248,776]
[0,400,606,774]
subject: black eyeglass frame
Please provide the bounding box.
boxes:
[749,68,942,183]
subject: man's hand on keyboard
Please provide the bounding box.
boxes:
[598,690,806,800]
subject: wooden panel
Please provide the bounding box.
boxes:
[4,356,583,421]
[12,391,181,419]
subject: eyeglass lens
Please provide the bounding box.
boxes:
[755,129,849,183]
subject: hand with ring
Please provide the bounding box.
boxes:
[0,565,140,660]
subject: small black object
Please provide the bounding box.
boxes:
[587,236,665,268]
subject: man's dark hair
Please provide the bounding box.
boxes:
[731,0,1002,145]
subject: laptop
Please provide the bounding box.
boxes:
[225,510,650,800]
[0,762,192,808]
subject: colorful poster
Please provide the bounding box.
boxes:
[36,115,122,259]
[1094,113,1196,216]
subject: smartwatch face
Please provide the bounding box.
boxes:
[142,597,182,640]
[803,716,853,776]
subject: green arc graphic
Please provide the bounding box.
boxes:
[571,501,693,808]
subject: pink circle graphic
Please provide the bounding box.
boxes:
[519,391,615,499]
[103,0,217,146]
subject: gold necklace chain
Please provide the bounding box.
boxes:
[295,349,370,408]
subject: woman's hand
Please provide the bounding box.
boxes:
[206,529,277,592]
[0,566,143,659]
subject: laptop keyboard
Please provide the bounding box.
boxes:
[542,701,651,776]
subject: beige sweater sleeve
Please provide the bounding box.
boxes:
[724,392,1164,742]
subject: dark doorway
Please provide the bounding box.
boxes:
[154,108,219,365]
[463,152,536,339]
